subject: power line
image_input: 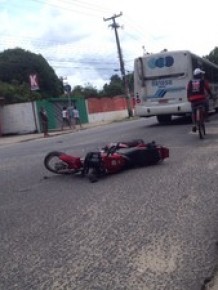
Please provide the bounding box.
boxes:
[1,0,151,55]
[104,13,125,77]
[53,0,111,14]
[47,57,118,64]
[104,12,132,117]
[0,3,139,88]
[50,65,117,70]
[1,1,147,57]
[30,0,109,18]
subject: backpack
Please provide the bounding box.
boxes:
[188,79,205,102]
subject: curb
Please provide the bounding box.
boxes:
[0,120,118,146]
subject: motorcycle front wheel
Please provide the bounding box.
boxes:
[44,151,78,175]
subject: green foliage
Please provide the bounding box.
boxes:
[0,48,63,104]
[71,83,98,98]
[0,46,134,102]
[0,81,42,104]
[100,73,133,97]
[71,85,83,97]
[83,83,98,98]
[70,73,134,98]
[204,47,218,65]
[100,74,124,97]
[127,72,134,92]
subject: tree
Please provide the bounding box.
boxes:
[70,73,134,98]
[71,83,98,98]
[0,80,41,104]
[204,47,218,65]
[71,85,84,97]
[126,72,134,92]
[100,74,124,96]
[0,48,63,103]
[80,83,98,98]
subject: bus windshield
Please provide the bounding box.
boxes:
[134,50,218,123]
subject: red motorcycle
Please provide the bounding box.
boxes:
[44,139,169,182]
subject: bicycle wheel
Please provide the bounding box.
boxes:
[196,108,205,139]
[198,122,205,139]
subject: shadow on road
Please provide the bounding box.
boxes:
[147,116,192,128]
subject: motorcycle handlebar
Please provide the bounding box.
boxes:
[106,145,118,156]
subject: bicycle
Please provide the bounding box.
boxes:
[195,104,206,139]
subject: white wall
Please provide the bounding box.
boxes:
[88,110,128,123]
[1,102,37,135]
[1,101,129,135]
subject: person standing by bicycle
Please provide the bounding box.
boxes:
[187,68,213,132]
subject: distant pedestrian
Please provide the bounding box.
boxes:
[67,106,76,129]
[61,106,71,130]
[73,106,82,129]
[39,107,49,137]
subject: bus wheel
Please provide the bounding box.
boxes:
[157,115,172,124]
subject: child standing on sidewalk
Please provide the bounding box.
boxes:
[61,106,71,130]
[72,106,82,130]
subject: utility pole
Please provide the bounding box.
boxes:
[103,12,132,117]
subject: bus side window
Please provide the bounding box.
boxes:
[137,58,146,87]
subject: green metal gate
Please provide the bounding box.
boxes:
[36,97,88,131]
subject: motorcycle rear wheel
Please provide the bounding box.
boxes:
[44,151,77,175]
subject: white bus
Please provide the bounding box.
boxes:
[134,50,218,123]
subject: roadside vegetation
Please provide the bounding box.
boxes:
[0,47,217,104]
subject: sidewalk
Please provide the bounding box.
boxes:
[0,120,113,146]
[1,115,218,147]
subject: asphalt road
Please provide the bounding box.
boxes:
[1,116,218,290]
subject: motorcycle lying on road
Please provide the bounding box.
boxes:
[44,139,169,182]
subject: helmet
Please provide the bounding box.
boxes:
[193,68,205,76]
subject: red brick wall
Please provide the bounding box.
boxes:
[88,95,134,114]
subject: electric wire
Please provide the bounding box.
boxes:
[0,0,139,84]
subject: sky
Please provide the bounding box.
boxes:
[1,0,218,90]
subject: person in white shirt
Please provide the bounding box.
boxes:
[72,106,82,129]
[61,106,71,130]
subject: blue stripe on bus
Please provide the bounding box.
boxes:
[147,86,186,99]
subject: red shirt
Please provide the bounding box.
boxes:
[187,79,211,102]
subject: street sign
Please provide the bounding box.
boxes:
[29,74,39,91]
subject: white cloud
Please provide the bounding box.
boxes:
[1,0,218,90]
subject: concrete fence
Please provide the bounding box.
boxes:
[0,102,38,135]
[0,95,133,135]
